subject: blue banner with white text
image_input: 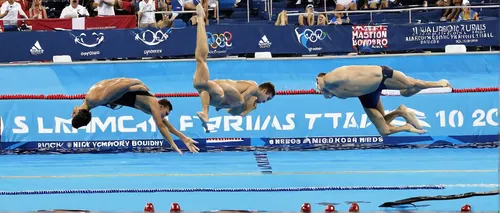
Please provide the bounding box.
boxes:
[0,20,497,63]
[0,92,497,152]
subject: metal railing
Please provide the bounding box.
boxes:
[140,8,217,26]
[285,4,499,23]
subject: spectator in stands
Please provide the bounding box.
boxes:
[28,0,47,19]
[0,0,28,31]
[438,0,461,21]
[60,0,89,18]
[336,0,357,11]
[274,9,288,26]
[183,0,208,24]
[93,0,115,16]
[361,0,379,9]
[329,12,350,24]
[316,13,327,25]
[298,4,314,25]
[116,0,134,14]
[138,0,156,27]
[457,0,479,21]
[166,0,183,21]
[378,0,395,9]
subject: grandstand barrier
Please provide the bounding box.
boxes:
[0,53,497,153]
[0,19,497,63]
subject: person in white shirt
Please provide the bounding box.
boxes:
[0,0,28,29]
[60,0,89,18]
[94,0,115,16]
[138,0,156,28]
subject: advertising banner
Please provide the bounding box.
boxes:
[1,20,497,63]
[0,92,497,151]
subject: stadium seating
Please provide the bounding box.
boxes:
[33,0,500,26]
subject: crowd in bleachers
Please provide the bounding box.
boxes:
[0,0,498,31]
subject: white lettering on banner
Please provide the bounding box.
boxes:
[7,116,157,134]
[118,116,136,132]
[37,142,64,149]
[352,25,388,48]
[92,140,130,148]
[407,24,494,45]
[269,137,384,145]
[436,108,498,127]
[181,114,296,132]
[13,116,28,134]
[93,117,116,132]
[65,140,163,148]
[60,140,164,149]
[132,140,163,147]
[180,116,194,131]
[73,141,91,148]
[305,113,372,130]
[81,51,101,56]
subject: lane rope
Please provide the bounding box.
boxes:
[0,185,444,195]
[0,87,497,100]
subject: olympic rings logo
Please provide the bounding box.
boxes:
[301,29,327,43]
[207,31,233,49]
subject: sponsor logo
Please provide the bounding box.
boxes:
[352,25,388,49]
[70,32,104,56]
[30,41,44,55]
[134,29,171,46]
[294,27,330,52]
[132,29,172,56]
[258,35,272,48]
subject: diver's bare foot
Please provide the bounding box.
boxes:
[197,112,209,123]
[197,112,210,133]
[196,3,205,18]
[405,123,427,135]
[400,105,423,130]
[439,79,451,87]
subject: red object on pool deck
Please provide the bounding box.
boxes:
[461,204,472,212]
[301,203,312,212]
[349,203,359,212]
[324,204,336,212]
[170,202,181,212]
[144,203,155,212]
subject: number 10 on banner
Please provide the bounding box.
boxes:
[436,109,498,128]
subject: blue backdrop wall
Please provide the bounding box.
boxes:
[0,53,498,152]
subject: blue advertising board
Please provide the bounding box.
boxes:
[0,20,497,63]
[0,53,498,152]
[0,92,498,151]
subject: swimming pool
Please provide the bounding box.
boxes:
[0,148,497,212]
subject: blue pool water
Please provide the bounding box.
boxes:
[0,148,498,212]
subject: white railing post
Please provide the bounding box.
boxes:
[269,0,273,21]
[247,0,250,22]
[217,0,220,24]
[408,10,412,23]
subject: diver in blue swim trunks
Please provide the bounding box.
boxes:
[315,65,451,136]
